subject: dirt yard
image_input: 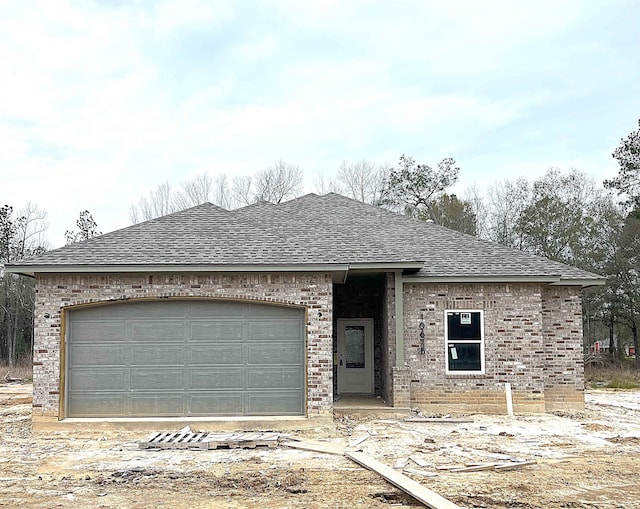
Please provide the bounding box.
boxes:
[1,387,640,509]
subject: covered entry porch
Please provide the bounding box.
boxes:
[332,271,410,409]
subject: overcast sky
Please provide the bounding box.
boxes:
[2,0,639,248]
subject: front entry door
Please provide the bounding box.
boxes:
[337,318,373,394]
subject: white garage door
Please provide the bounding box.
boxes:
[65,300,305,417]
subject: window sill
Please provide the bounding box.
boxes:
[445,373,488,379]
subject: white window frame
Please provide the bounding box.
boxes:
[444,309,485,375]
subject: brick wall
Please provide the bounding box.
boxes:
[542,286,584,411]
[381,272,395,404]
[33,272,333,418]
[402,282,583,413]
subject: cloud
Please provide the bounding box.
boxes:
[1,0,639,247]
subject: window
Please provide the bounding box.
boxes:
[345,325,366,368]
[445,310,484,374]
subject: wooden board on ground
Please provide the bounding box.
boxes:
[280,439,348,456]
[394,457,409,469]
[349,435,369,447]
[494,461,537,471]
[404,467,438,478]
[346,452,462,509]
[410,455,430,467]
[404,418,473,423]
[447,461,537,472]
[449,463,497,472]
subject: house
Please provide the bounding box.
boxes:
[7,193,605,427]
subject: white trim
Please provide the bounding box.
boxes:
[349,262,424,270]
[6,261,425,278]
[5,263,350,276]
[444,309,485,375]
[549,278,606,287]
[404,275,605,287]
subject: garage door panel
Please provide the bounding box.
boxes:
[190,368,243,390]
[247,367,303,389]
[120,301,188,319]
[67,300,305,417]
[247,343,303,365]
[190,344,243,365]
[248,320,302,341]
[247,304,302,319]
[191,322,243,341]
[130,395,184,415]
[247,392,303,415]
[69,345,126,366]
[130,369,184,390]
[69,370,126,391]
[68,394,125,416]
[71,322,125,342]
[189,393,243,415]
[190,301,244,318]
[131,322,185,342]
[131,345,184,366]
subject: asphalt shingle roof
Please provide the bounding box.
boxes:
[8,193,603,282]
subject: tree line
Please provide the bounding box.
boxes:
[2,119,640,367]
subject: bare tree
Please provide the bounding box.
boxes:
[336,160,389,205]
[463,185,487,238]
[174,173,213,210]
[130,181,178,223]
[313,174,342,195]
[14,202,49,258]
[231,175,254,207]
[127,163,304,223]
[212,174,232,209]
[484,178,531,248]
[0,203,49,366]
[254,161,304,204]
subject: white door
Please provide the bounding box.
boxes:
[337,318,373,394]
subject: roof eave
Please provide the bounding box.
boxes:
[549,278,607,288]
[403,275,606,287]
[5,261,425,278]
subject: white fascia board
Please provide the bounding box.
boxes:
[403,275,606,287]
[348,262,425,270]
[7,261,425,278]
[6,263,352,277]
[402,275,560,284]
[550,278,607,287]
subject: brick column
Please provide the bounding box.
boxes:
[391,366,411,408]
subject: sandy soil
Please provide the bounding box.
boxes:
[1,388,640,508]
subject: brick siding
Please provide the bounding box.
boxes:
[401,282,583,413]
[541,285,584,411]
[33,272,333,418]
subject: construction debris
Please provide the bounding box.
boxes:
[409,455,430,468]
[404,417,473,423]
[346,452,462,509]
[394,457,409,469]
[280,439,349,456]
[139,430,282,450]
[438,460,537,473]
[349,434,370,447]
[404,467,438,478]
[0,384,32,406]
